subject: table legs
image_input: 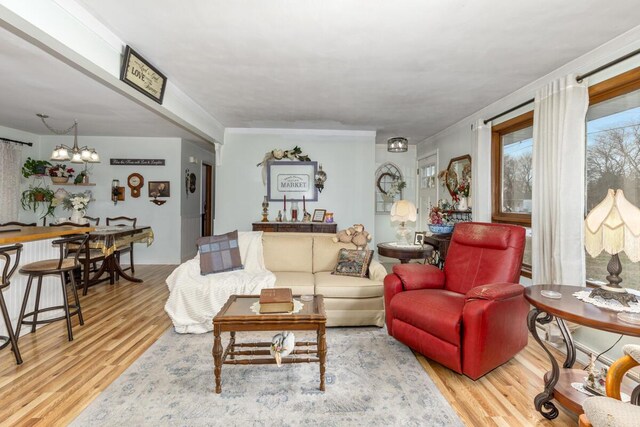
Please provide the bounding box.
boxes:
[528,307,566,420]
[318,325,326,391]
[213,324,222,394]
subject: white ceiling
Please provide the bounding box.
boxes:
[0,24,197,139]
[3,1,640,144]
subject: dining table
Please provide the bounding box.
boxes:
[84,225,154,287]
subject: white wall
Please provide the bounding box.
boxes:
[26,135,183,264]
[374,144,417,251]
[417,27,640,358]
[180,139,216,261]
[216,129,376,237]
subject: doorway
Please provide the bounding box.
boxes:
[202,163,214,236]
[417,152,438,230]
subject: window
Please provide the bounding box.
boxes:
[375,163,403,213]
[585,67,640,289]
[492,112,534,275]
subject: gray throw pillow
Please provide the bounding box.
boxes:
[332,249,373,278]
[197,230,243,275]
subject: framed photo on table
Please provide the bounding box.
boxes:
[414,232,425,245]
[312,209,326,222]
[267,161,318,202]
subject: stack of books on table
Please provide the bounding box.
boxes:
[259,288,293,313]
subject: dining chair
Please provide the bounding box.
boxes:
[50,221,104,293]
[0,244,23,364]
[105,217,137,275]
[0,222,36,227]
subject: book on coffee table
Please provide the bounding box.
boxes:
[259,288,293,313]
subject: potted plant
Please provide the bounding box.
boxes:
[21,186,55,219]
[48,164,75,184]
[22,157,52,178]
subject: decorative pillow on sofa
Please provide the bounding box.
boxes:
[332,248,373,278]
[197,230,243,275]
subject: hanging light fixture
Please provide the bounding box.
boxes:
[37,114,100,164]
[387,137,408,153]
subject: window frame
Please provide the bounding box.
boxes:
[491,111,534,227]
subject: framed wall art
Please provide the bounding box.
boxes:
[149,181,171,197]
[267,161,318,202]
[120,45,167,104]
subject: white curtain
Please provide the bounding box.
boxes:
[0,142,22,223]
[532,75,588,286]
[472,119,492,222]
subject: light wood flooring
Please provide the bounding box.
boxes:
[0,265,577,426]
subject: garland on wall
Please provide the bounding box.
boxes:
[257,146,311,184]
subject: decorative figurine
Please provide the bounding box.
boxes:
[270,331,295,367]
[261,196,269,222]
[302,211,311,222]
[276,210,283,222]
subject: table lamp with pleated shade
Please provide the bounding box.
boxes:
[584,189,640,306]
[390,200,417,244]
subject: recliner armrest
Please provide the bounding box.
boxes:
[465,282,524,302]
[392,264,445,290]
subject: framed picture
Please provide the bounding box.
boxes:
[414,232,426,246]
[312,209,327,223]
[120,46,167,104]
[267,161,318,202]
[149,181,170,197]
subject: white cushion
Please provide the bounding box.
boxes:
[262,234,313,273]
[583,396,640,427]
[314,271,383,298]
[273,271,315,295]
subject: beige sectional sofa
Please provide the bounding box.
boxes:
[261,232,386,327]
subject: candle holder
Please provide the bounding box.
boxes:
[291,201,299,222]
[261,196,269,222]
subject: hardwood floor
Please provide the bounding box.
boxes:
[0,265,577,426]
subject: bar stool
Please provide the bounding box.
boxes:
[0,244,23,364]
[16,235,88,342]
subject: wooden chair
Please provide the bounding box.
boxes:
[106,216,137,276]
[17,235,88,341]
[84,216,100,226]
[50,221,104,295]
[0,222,36,227]
[0,244,23,364]
[579,344,640,427]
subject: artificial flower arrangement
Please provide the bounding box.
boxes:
[62,191,91,212]
[48,164,75,178]
[256,145,312,184]
[452,177,470,202]
[428,200,455,225]
[385,176,406,200]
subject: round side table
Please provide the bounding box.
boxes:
[377,242,433,264]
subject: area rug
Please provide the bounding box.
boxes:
[72,327,463,426]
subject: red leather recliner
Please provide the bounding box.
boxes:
[384,222,528,380]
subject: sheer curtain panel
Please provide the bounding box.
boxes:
[0,143,22,222]
[532,75,588,286]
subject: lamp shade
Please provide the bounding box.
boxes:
[585,189,640,262]
[390,200,417,223]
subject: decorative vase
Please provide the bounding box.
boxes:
[51,176,69,184]
[70,209,85,224]
[458,197,468,211]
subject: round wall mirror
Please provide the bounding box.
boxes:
[445,155,471,196]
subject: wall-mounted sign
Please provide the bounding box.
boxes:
[110,159,165,166]
[120,45,167,104]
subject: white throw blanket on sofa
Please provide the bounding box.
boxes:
[165,231,276,333]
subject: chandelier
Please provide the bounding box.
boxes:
[37,114,100,163]
[387,137,408,153]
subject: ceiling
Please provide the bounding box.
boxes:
[0,24,197,139]
[3,1,640,144]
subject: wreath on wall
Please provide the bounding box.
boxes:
[256,146,311,184]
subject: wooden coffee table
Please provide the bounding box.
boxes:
[212,294,327,394]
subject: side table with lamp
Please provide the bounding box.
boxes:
[526,189,640,420]
[377,199,434,263]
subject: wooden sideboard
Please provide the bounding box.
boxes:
[252,222,337,233]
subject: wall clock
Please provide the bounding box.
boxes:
[127,173,144,198]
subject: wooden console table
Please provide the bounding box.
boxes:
[252,222,337,233]
[422,233,452,268]
[524,284,640,420]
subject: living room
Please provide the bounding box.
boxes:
[1,1,640,426]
